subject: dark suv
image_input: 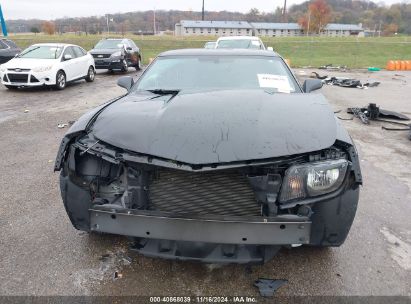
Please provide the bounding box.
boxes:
[0,38,21,64]
[89,38,142,72]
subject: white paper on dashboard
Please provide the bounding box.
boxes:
[257,74,291,93]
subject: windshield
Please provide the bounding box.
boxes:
[204,42,216,49]
[94,40,124,49]
[19,46,63,59]
[216,39,263,49]
[134,56,299,93]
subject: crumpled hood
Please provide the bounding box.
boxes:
[90,90,337,164]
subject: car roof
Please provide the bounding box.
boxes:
[217,36,261,41]
[31,43,75,47]
[159,49,279,57]
[103,38,127,41]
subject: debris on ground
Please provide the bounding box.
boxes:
[368,67,381,71]
[341,103,411,140]
[68,120,76,126]
[24,109,29,113]
[346,103,410,124]
[382,123,411,141]
[57,123,68,129]
[319,64,347,71]
[254,278,288,297]
[310,72,380,89]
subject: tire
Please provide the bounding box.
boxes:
[55,71,66,90]
[85,66,95,82]
[121,59,128,72]
[135,57,142,71]
[5,85,18,90]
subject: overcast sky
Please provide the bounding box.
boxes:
[1,0,408,20]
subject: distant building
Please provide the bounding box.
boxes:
[251,23,304,37]
[175,20,253,36]
[322,23,364,37]
[175,20,364,37]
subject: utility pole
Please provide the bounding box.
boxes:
[202,0,205,21]
[106,14,110,35]
[282,0,287,22]
[153,8,157,35]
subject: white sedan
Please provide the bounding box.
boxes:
[0,43,95,90]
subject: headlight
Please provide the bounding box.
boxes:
[0,65,5,73]
[110,51,122,58]
[279,159,348,203]
[33,66,53,72]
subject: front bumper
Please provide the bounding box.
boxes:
[94,58,124,70]
[90,207,311,245]
[1,70,55,87]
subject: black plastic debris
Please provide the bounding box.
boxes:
[310,72,380,89]
[254,278,288,297]
[346,103,410,124]
[382,123,411,141]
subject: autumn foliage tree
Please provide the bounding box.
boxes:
[298,0,332,34]
[42,21,56,35]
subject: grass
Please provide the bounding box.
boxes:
[7,33,411,68]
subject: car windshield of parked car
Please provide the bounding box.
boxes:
[216,40,263,49]
[94,40,124,49]
[134,55,299,93]
[204,42,216,49]
[18,45,63,59]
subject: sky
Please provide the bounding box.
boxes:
[0,0,408,20]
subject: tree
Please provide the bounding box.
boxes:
[383,23,398,36]
[298,0,332,34]
[41,21,56,35]
[30,27,40,35]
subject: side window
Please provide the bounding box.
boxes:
[5,40,18,48]
[129,40,138,49]
[124,40,132,49]
[63,47,76,59]
[73,46,85,57]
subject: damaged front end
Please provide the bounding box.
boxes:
[56,130,361,264]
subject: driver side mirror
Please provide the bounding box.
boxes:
[117,76,134,92]
[267,47,274,51]
[126,47,133,51]
[64,54,72,61]
[303,79,323,93]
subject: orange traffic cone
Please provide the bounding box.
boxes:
[395,60,401,70]
[386,60,395,71]
[400,61,406,70]
[405,60,411,71]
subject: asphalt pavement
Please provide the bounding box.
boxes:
[0,69,410,299]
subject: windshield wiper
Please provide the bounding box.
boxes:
[17,46,40,58]
[147,89,181,102]
[148,89,180,96]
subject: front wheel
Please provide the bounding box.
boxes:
[135,57,142,71]
[85,66,95,82]
[55,71,66,90]
[121,59,128,73]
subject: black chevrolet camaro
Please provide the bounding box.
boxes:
[55,49,362,264]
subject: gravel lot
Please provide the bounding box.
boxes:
[0,68,410,298]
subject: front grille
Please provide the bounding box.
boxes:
[92,54,111,59]
[7,68,30,72]
[149,169,261,216]
[7,73,28,83]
